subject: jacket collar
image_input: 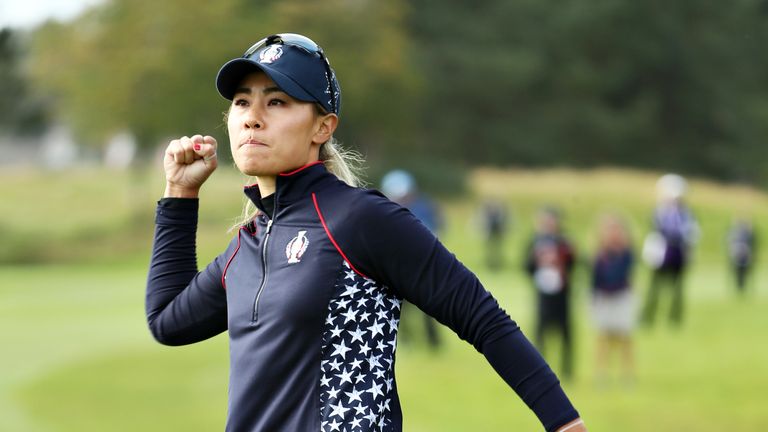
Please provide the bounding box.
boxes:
[243,161,335,217]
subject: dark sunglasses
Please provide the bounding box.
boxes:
[243,33,338,114]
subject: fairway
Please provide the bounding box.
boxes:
[2,167,767,431]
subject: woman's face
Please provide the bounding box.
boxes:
[227,71,332,177]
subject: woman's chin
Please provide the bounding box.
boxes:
[234,160,269,177]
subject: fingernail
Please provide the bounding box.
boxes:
[194,144,201,151]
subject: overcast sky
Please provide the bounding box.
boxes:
[0,0,104,29]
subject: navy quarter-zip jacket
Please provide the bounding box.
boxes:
[146,162,579,431]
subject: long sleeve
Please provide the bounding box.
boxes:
[337,194,579,431]
[145,198,229,346]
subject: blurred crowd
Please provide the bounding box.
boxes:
[380,170,759,386]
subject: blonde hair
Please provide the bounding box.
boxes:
[231,137,365,231]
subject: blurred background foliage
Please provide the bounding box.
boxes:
[1,0,767,190]
[3,2,768,430]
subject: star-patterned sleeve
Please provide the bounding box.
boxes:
[145,198,229,346]
[340,192,580,432]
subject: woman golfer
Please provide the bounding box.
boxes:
[146,33,586,432]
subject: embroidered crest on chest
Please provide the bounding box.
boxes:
[286,230,309,264]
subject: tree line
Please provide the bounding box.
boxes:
[4,0,768,187]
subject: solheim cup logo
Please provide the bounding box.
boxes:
[259,46,283,64]
[286,230,309,264]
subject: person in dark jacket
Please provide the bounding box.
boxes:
[727,217,757,294]
[145,33,586,432]
[524,206,576,380]
[479,199,510,271]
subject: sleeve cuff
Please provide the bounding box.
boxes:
[156,198,199,225]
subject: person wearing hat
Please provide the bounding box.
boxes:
[380,169,444,351]
[145,33,586,432]
[640,174,700,326]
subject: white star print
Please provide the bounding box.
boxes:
[341,308,358,324]
[363,410,378,425]
[330,326,343,338]
[341,283,360,297]
[359,342,371,356]
[367,354,382,370]
[376,309,388,321]
[332,340,352,359]
[345,387,363,403]
[327,358,342,371]
[388,317,399,332]
[368,321,384,338]
[335,367,354,384]
[376,340,386,352]
[329,400,350,419]
[327,387,340,399]
[353,403,366,415]
[327,418,342,431]
[388,338,397,351]
[348,326,365,343]
[319,260,402,431]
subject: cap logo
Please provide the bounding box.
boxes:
[259,45,283,64]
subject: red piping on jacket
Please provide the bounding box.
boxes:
[221,228,244,289]
[311,192,368,278]
[279,160,323,177]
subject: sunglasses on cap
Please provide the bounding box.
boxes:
[243,33,338,114]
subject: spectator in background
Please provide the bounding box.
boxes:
[641,173,699,327]
[591,215,636,386]
[381,169,443,350]
[479,199,510,271]
[525,206,576,379]
[727,217,757,294]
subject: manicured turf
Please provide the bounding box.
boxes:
[2,166,766,430]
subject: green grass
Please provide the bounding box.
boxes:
[2,166,767,431]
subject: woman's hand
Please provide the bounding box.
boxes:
[556,418,586,432]
[163,135,218,198]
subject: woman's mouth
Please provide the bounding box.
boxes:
[242,138,267,147]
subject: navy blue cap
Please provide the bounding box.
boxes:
[216,35,341,115]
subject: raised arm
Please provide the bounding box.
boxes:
[145,135,228,345]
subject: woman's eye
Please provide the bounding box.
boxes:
[268,98,285,106]
[233,98,248,107]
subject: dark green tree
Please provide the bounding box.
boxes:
[0,28,48,136]
[409,0,768,184]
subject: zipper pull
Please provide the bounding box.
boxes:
[265,219,273,235]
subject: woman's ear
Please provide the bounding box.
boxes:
[313,114,339,144]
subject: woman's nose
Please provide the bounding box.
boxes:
[244,108,263,129]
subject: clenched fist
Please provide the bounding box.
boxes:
[163,135,218,198]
